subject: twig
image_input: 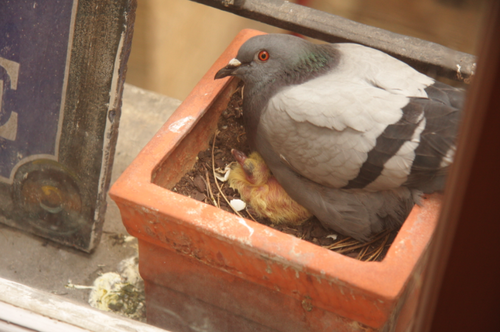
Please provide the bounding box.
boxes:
[365,233,391,262]
[211,131,244,218]
[245,207,258,222]
[334,231,391,254]
[233,85,242,97]
[357,245,370,260]
[205,170,217,207]
[236,132,246,143]
[323,230,391,257]
[322,236,356,250]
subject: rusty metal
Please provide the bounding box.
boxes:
[191,0,476,83]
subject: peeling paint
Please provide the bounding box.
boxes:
[237,218,254,237]
[186,208,202,215]
[141,206,159,213]
[168,116,195,133]
[263,228,275,237]
[144,225,155,238]
[346,320,372,332]
[395,239,407,255]
[288,237,315,264]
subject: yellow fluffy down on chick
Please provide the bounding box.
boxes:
[228,149,312,225]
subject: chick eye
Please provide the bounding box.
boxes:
[258,50,269,62]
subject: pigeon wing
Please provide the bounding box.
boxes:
[260,75,416,190]
[258,43,461,192]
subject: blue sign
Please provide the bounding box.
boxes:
[0,1,76,183]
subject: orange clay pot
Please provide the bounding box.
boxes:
[109,29,442,332]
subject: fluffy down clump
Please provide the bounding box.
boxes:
[228,150,312,225]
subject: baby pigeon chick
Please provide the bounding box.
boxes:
[228,149,312,225]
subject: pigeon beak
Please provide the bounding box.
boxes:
[215,58,242,79]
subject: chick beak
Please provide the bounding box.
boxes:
[231,149,254,180]
[231,149,247,166]
[215,58,242,79]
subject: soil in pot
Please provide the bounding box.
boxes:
[172,83,399,262]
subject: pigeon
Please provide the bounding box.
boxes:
[228,149,312,224]
[215,34,463,241]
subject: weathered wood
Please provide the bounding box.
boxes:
[415,1,500,331]
[0,0,136,252]
[0,277,169,332]
[192,0,476,82]
[0,301,89,332]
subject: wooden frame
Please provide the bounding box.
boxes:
[0,277,168,332]
[0,0,136,252]
[191,0,476,82]
[415,1,500,331]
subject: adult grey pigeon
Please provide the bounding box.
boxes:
[215,34,463,242]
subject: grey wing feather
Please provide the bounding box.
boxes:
[261,143,419,242]
[403,83,463,192]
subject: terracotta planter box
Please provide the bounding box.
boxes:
[110,29,441,332]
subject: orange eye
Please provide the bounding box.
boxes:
[258,50,269,62]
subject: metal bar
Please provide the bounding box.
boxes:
[192,0,476,82]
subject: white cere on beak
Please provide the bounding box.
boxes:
[228,58,242,67]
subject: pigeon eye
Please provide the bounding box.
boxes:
[258,50,269,62]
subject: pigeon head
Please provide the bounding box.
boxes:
[215,34,340,150]
[215,34,338,89]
